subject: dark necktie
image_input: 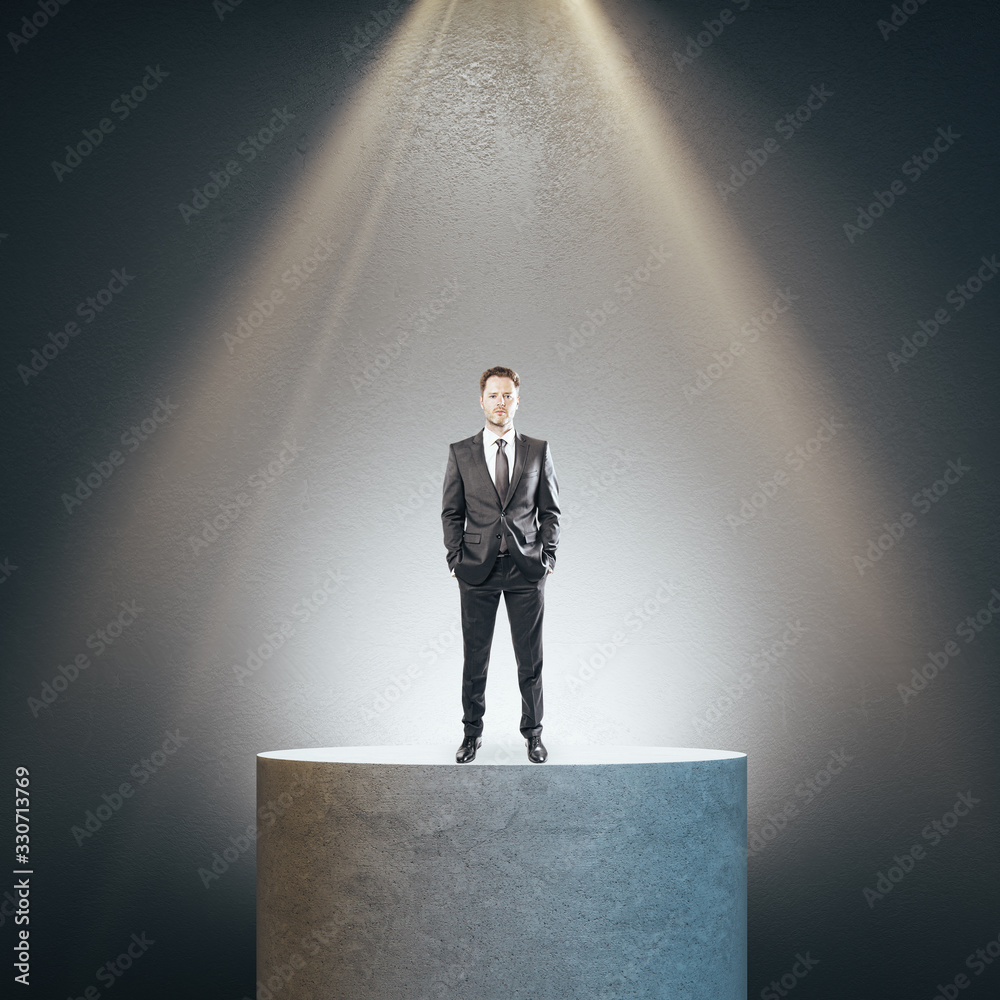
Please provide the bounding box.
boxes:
[496,438,509,552]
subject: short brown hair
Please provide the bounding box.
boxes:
[480,366,520,395]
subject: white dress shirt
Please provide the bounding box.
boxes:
[483,425,516,488]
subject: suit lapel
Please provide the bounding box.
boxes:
[504,430,528,506]
[468,430,498,500]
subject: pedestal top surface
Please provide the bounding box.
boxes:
[257,744,746,765]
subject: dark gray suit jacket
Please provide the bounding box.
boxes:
[442,429,560,585]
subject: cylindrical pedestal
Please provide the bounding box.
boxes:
[257,745,746,999]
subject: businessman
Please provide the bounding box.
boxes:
[442,367,561,763]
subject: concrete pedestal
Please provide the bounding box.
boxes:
[257,745,746,999]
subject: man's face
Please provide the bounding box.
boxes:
[480,376,519,432]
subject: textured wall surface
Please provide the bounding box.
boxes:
[257,747,747,999]
[1,0,998,997]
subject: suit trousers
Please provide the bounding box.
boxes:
[458,552,546,739]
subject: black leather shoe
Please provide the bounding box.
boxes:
[456,735,482,763]
[526,735,547,763]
